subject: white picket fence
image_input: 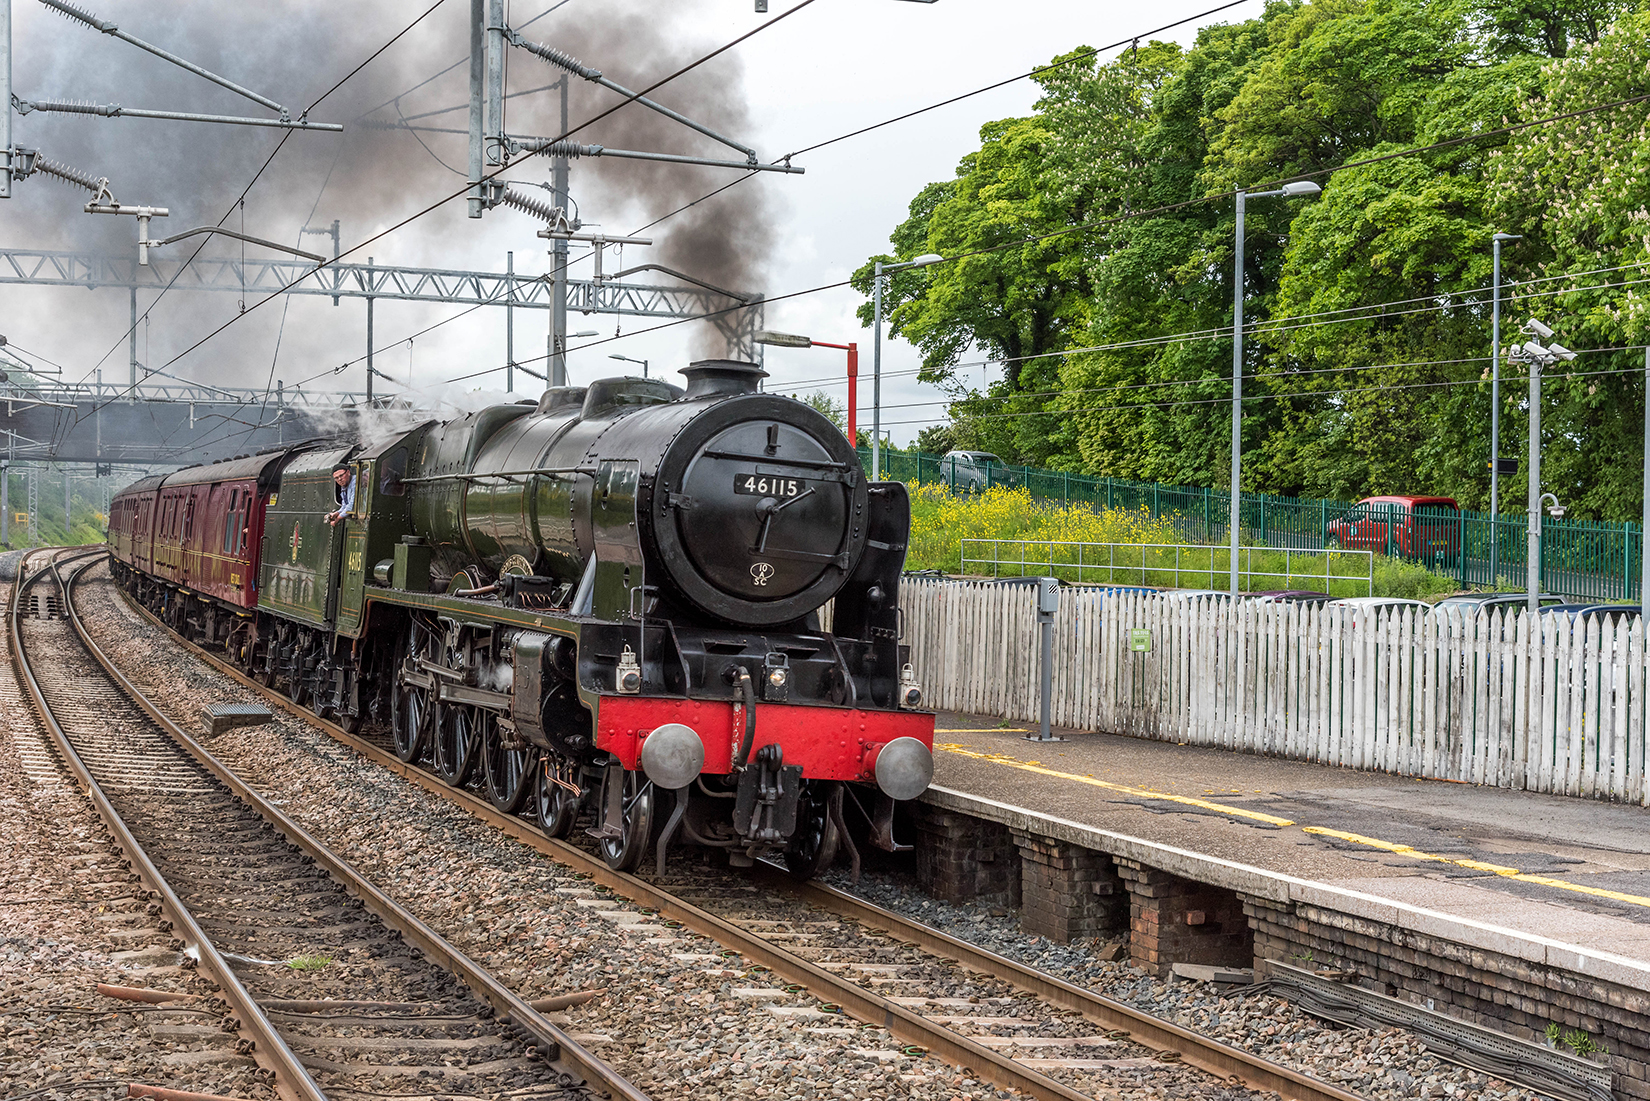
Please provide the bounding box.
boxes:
[901,578,1648,803]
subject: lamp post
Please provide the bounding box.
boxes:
[608,353,648,379]
[1509,320,1576,614]
[1489,232,1521,586]
[1229,182,1320,594]
[755,329,860,442]
[872,253,943,481]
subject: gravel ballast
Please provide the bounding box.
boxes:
[0,552,277,1101]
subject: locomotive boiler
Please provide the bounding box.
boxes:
[108,359,935,878]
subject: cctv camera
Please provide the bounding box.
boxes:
[1522,319,1554,339]
[1521,341,1550,359]
[1548,342,1577,362]
[1547,504,1567,518]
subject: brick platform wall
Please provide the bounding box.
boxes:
[1011,829,1127,943]
[1245,894,1647,1100]
[913,804,1020,906]
[1116,858,1254,977]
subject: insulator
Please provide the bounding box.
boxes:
[514,38,601,81]
[29,99,120,117]
[34,156,106,195]
[497,187,562,223]
[516,139,590,160]
[39,0,114,33]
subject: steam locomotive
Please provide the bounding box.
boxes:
[106,360,934,877]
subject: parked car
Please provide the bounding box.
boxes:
[1433,593,1565,616]
[1324,597,1432,612]
[1325,495,1459,558]
[1322,596,1432,625]
[1157,588,1241,602]
[938,450,1018,493]
[1539,602,1642,623]
[1248,590,1331,604]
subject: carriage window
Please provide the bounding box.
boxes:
[380,447,409,496]
[224,491,238,552]
[182,497,196,540]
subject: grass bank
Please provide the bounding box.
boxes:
[906,485,1459,600]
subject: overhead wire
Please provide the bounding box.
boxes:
[439,86,1650,385]
[68,0,453,393]
[133,0,824,457]
[875,345,1650,428]
[75,1,1650,428]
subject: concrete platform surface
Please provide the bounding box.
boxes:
[928,712,1650,984]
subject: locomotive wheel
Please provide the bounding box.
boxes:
[482,716,538,813]
[391,628,433,763]
[433,702,481,787]
[596,767,655,873]
[784,781,842,881]
[535,754,581,839]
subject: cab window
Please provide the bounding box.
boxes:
[380,447,409,496]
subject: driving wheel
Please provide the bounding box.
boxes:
[391,626,433,763]
[785,780,841,880]
[482,712,538,813]
[433,701,481,787]
[596,766,655,873]
[535,754,582,839]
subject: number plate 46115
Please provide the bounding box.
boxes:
[734,473,806,498]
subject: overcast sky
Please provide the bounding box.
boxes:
[0,0,1253,448]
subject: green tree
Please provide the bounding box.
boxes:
[856,0,1650,520]
[791,389,845,432]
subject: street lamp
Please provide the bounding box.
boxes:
[1229,181,1320,594]
[608,353,648,379]
[755,329,860,443]
[872,253,943,481]
[1509,319,1577,614]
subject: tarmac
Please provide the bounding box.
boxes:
[927,711,1650,985]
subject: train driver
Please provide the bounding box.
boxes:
[326,462,356,526]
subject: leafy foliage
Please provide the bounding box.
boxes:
[859,0,1650,521]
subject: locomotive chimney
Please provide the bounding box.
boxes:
[681,360,768,400]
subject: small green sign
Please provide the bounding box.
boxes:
[1129,628,1153,653]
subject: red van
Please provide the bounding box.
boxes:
[1325,495,1459,559]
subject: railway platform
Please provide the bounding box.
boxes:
[915,712,1650,1099]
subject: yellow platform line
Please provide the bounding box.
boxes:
[1302,827,1650,909]
[933,743,1296,827]
[936,742,1650,911]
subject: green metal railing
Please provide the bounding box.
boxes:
[863,447,1643,601]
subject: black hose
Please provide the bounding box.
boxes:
[732,667,757,769]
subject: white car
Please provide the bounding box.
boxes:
[938,450,1014,493]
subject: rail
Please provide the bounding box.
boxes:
[45,552,651,1101]
[10,550,327,1101]
[111,571,1370,1101]
[961,538,1375,596]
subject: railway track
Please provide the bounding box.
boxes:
[95,553,1370,1101]
[16,550,649,1101]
